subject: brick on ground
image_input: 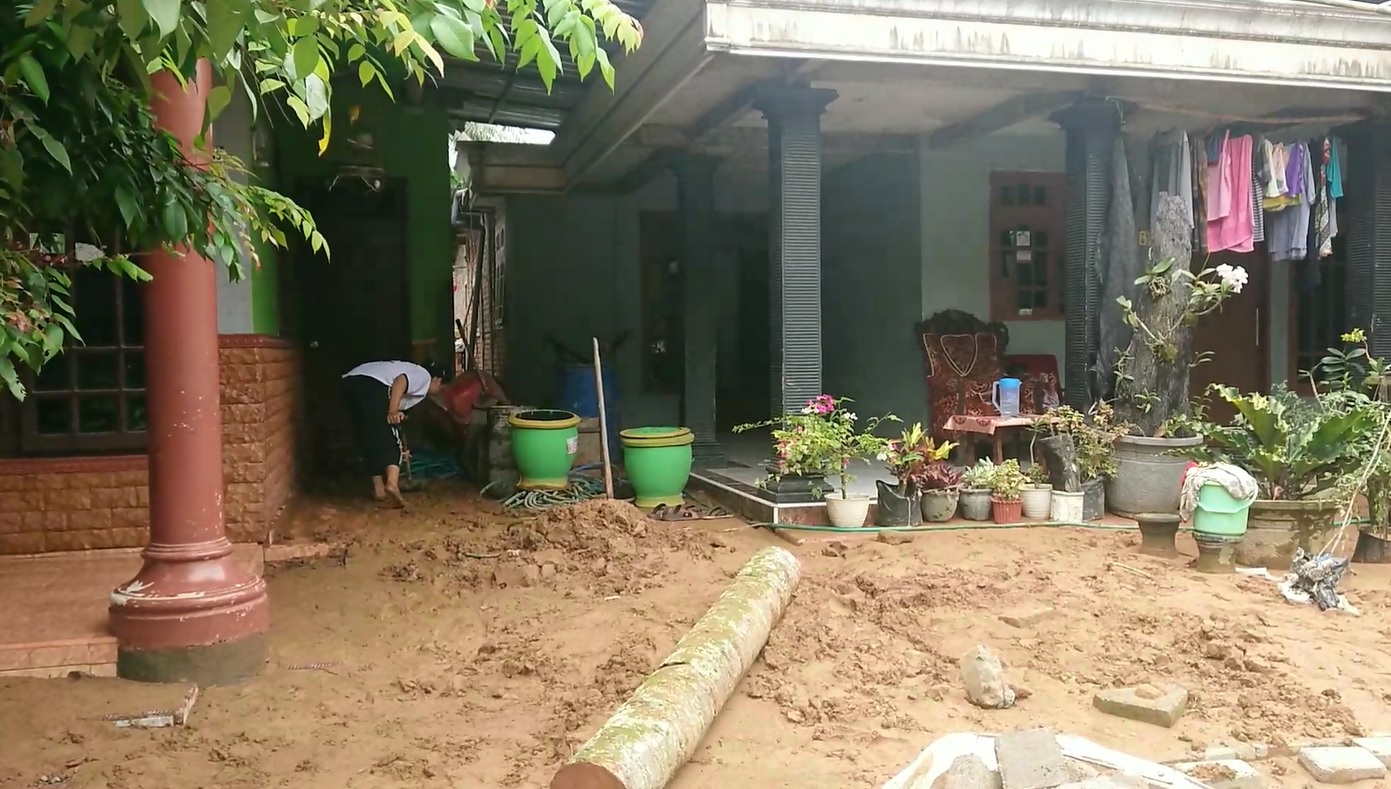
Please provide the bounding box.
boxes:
[995,729,1069,789]
[1353,737,1391,768]
[1174,759,1265,789]
[1297,746,1387,784]
[1091,683,1188,728]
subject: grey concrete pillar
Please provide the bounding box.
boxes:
[674,153,725,466]
[755,85,837,422]
[1342,121,1391,359]
[1052,100,1121,410]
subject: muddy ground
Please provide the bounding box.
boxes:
[3,484,1390,788]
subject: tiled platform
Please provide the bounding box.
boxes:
[0,544,263,678]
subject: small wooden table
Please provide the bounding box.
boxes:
[942,414,1045,465]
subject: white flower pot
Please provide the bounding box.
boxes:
[825,492,872,528]
[1050,490,1085,523]
[1021,485,1052,519]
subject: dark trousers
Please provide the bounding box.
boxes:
[342,375,402,477]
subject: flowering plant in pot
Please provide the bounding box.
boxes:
[989,459,1028,523]
[734,394,896,528]
[959,459,996,521]
[1020,461,1052,520]
[1107,208,1246,518]
[876,423,955,527]
[917,460,964,523]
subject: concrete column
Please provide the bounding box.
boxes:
[674,153,726,466]
[108,60,270,685]
[1052,100,1121,410]
[1342,121,1391,359]
[755,84,837,421]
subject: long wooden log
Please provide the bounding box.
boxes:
[550,546,803,789]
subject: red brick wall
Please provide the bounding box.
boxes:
[0,334,300,555]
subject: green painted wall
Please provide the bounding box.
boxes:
[271,86,453,358]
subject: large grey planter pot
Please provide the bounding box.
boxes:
[1236,498,1340,570]
[1105,435,1203,517]
[921,489,960,523]
[959,488,992,521]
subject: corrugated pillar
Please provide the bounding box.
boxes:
[755,85,837,422]
[108,61,270,685]
[1052,100,1120,410]
[1343,121,1391,358]
[674,153,726,466]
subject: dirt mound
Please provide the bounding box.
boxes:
[382,499,720,596]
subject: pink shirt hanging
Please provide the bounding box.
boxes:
[1207,134,1254,253]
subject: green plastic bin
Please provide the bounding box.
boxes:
[1192,483,1255,539]
[621,426,694,509]
[509,409,581,490]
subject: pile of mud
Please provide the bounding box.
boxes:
[382,499,723,595]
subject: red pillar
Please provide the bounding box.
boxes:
[108,60,270,684]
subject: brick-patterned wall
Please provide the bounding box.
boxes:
[219,334,300,543]
[0,334,300,555]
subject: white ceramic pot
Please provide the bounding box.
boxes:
[1050,490,1085,523]
[1021,485,1052,519]
[824,492,872,528]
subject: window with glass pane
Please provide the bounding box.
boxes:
[1294,249,1348,384]
[989,171,1066,320]
[21,268,147,453]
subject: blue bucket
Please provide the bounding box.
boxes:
[556,364,620,455]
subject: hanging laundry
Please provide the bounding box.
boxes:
[1315,138,1333,258]
[1207,133,1255,253]
[1328,137,1344,200]
[1150,130,1194,233]
[1269,141,1315,263]
[1251,135,1266,244]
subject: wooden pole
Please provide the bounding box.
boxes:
[593,337,615,499]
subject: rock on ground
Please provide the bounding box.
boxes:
[959,645,1015,710]
[1174,759,1265,789]
[994,728,1068,789]
[931,754,1001,789]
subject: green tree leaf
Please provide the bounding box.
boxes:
[25,0,61,27]
[17,54,50,103]
[207,84,233,120]
[27,124,72,173]
[429,13,476,60]
[290,35,319,80]
[140,0,181,37]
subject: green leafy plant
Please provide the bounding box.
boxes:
[1310,329,1391,536]
[734,395,898,499]
[1025,461,1050,486]
[881,422,955,495]
[989,459,1027,502]
[1033,402,1128,481]
[1185,384,1375,500]
[961,458,996,490]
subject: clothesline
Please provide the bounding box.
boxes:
[1278,0,1391,16]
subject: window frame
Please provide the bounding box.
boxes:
[19,270,148,455]
[1288,246,1349,394]
[987,171,1067,322]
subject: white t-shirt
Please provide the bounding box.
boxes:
[343,361,433,410]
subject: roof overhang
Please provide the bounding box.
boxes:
[705,0,1391,91]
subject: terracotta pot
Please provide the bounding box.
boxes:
[991,497,1023,524]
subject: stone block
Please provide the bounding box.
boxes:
[1092,683,1188,727]
[1000,608,1057,628]
[934,754,1001,789]
[960,645,1015,709]
[1353,737,1391,767]
[1175,759,1265,789]
[995,728,1068,789]
[1298,746,1387,784]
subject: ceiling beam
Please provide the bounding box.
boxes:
[926,91,1085,149]
[630,124,918,156]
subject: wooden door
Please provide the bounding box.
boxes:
[293,178,411,470]
[1191,251,1269,423]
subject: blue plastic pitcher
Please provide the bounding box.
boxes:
[992,378,1022,417]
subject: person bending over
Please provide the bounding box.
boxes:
[341,359,444,506]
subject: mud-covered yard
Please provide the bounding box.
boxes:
[3,486,1390,788]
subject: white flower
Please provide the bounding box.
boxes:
[846,412,858,422]
[1214,263,1248,294]
[876,451,889,461]
[800,406,814,415]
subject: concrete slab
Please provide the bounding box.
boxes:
[1352,737,1391,768]
[1092,683,1188,728]
[995,728,1069,789]
[1174,759,1265,789]
[1297,746,1387,784]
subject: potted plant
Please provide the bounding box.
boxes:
[1020,462,1052,519]
[918,460,964,523]
[734,395,895,529]
[1108,205,1246,517]
[878,424,955,527]
[989,459,1027,523]
[1034,403,1128,520]
[1185,384,1375,569]
[959,459,996,521]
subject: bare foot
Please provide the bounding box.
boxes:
[384,486,407,509]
